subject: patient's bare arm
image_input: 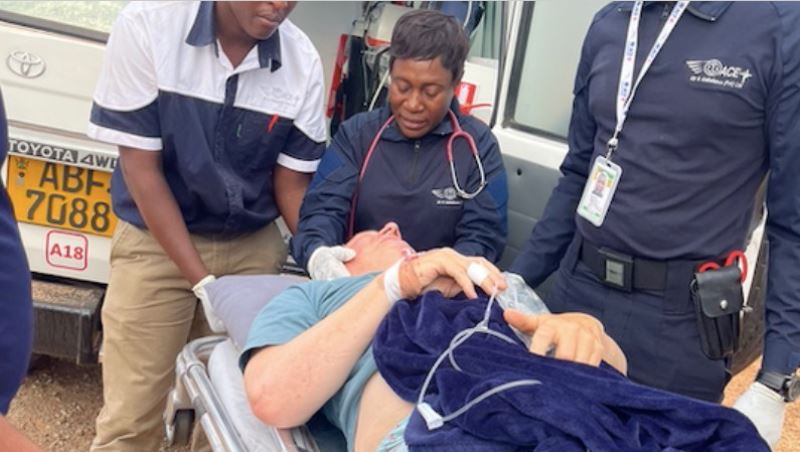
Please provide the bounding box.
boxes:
[243,248,504,429]
[244,277,389,428]
[504,309,628,374]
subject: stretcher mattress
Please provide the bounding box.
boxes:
[208,338,291,451]
[207,338,348,451]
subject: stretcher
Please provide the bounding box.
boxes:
[164,335,329,451]
[163,272,348,452]
[161,269,544,451]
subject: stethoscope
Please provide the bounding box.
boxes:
[347,109,487,238]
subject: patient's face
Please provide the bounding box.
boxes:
[345,222,414,275]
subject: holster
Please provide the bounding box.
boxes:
[690,265,744,360]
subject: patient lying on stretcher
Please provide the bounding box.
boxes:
[239,223,765,451]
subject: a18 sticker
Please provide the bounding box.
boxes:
[46,230,88,271]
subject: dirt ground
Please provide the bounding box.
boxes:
[6,356,799,452]
[6,357,185,452]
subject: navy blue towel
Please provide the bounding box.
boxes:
[372,291,767,451]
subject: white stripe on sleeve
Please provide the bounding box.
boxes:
[87,123,162,151]
[276,153,320,173]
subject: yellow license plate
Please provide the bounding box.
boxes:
[7,156,118,237]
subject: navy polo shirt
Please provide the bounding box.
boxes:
[512,2,800,374]
[0,88,33,413]
[292,101,508,268]
[89,1,326,234]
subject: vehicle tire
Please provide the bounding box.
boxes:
[168,409,195,446]
[729,237,768,375]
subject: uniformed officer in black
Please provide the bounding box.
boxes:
[510,2,800,446]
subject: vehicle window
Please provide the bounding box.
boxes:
[508,1,607,139]
[468,1,502,60]
[0,1,125,35]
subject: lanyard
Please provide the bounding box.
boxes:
[607,0,689,161]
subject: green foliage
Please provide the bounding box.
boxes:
[0,1,126,33]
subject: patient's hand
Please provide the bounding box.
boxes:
[504,310,627,374]
[397,248,506,299]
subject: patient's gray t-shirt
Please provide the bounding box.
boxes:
[241,273,377,452]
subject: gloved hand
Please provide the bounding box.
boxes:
[192,274,226,333]
[307,245,356,280]
[733,381,786,448]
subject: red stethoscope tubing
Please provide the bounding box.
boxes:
[347,110,486,239]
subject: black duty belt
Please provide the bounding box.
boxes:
[578,237,700,292]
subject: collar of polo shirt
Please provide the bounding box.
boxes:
[185,1,282,72]
[616,1,732,22]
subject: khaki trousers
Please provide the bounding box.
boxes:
[91,221,286,452]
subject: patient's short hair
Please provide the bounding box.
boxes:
[389,9,469,83]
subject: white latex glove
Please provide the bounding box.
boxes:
[733,382,786,448]
[307,245,356,280]
[192,274,226,333]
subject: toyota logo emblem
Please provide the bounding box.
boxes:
[6,50,46,79]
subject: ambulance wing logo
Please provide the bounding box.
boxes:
[686,60,705,75]
[432,187,458,201]
[685,58,752,89]
[431,187,461,206]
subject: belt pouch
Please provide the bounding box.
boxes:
[690,265,744,360]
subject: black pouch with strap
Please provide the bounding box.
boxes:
[690,265,744,361]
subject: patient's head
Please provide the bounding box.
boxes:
[345,222,415,275]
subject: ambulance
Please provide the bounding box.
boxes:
[0,1,765,377]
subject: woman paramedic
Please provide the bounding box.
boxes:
[291,9,508,280]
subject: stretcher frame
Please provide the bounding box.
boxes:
[164,336,321,452]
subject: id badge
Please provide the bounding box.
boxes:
[577,156,622,227]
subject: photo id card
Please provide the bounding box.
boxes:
[577,156,622,227]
